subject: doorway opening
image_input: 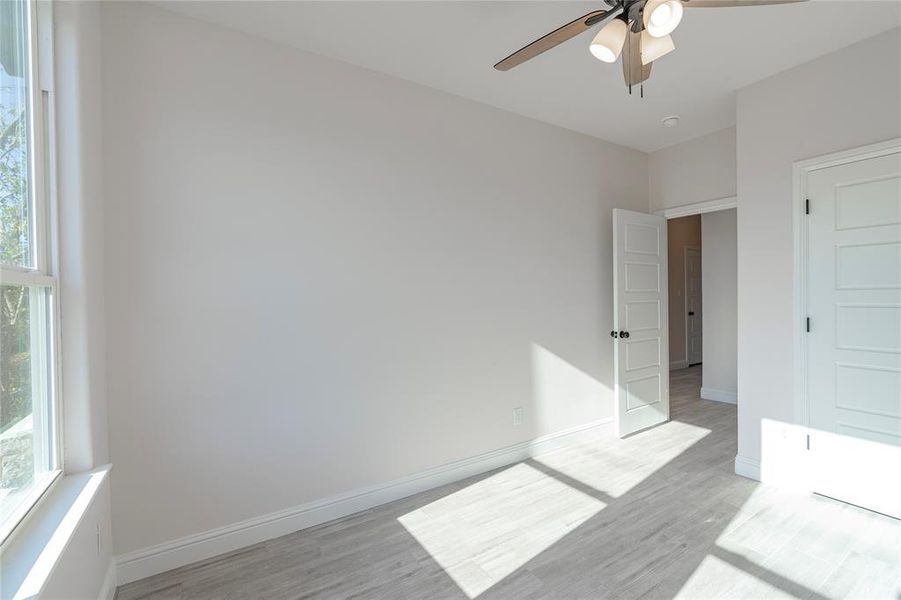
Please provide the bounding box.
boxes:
[666,209,737,409]
[610,203,736,439]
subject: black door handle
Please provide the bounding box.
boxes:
[688,311,695,316]
[619,331,630,339]
[610,330,618,338]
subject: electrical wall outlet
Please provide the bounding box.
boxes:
[513,407,524,426]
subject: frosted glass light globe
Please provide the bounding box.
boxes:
[644,0,683,38]
[590,19,628,63]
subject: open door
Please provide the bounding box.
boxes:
[613,209,670,437]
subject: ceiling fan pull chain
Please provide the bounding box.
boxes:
[639,22,644,99]
[628,29,633,95]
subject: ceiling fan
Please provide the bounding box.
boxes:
[494,0,808,94]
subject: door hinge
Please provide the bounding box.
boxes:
[805,199,810,215]
[806,434,810,450]
[806,317,811,333]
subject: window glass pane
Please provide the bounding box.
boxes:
[0,283,53,532]
[0,0,33,269]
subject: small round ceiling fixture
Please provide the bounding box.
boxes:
[662,115,680,128]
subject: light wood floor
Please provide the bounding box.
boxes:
[117,366,901,599]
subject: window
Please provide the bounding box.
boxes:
[0,0,59,543]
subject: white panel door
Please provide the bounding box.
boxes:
[613,209,669,437]
[685,247,703,365]
[807,150,901,519]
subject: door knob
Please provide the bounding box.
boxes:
[688,311,695,316]
[610,330,618,338]
[619,331,630,339]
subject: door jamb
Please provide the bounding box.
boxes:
[792,137,901,430]
[655,196,736,219]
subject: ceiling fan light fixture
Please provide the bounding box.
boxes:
[643,0,684,38]
[640,31,675,65]
[589,18,628,63]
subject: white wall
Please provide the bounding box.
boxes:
[667,215,702,369]
[102,2,648,559]
[701,209,737,401]
[736,27,901,473]
[649,127,736,212]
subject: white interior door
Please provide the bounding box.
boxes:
[613,209,669,437]
[806,149,901,518]
[685,247,703,365]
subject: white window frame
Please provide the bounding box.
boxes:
[0,0,62,546]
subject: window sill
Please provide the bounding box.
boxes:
[0,465,111,600]
[1,470,63,546]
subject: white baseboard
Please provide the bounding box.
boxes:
[116,417,614,585]
[670,360,689,370]
[734,455,761,481]
[98,560,117,600]
[700,387,737,404]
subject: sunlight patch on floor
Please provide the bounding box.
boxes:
[533,419,711,499]
[675,553,794,599]
[397,462,605,598]
[714,485,901,599]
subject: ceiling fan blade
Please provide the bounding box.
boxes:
[494,9,619,71]
[684,0,807,7]
[623,31,652,88]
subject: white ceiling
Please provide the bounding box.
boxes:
[156,1,900,152]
